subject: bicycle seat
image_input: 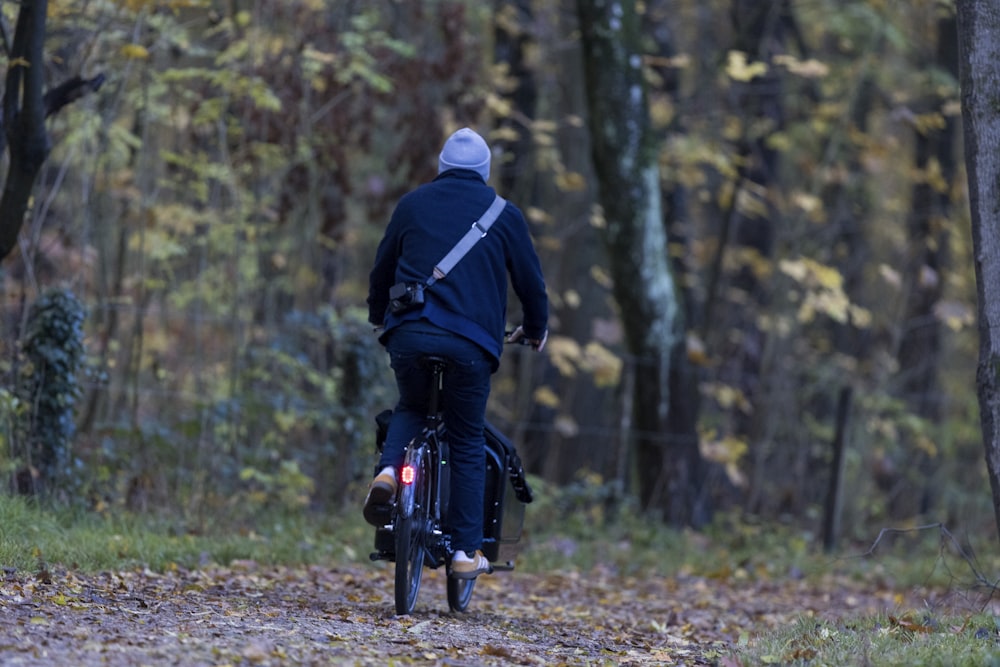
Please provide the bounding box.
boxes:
[417,355,449,369]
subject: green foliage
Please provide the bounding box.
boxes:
[78,306,393,522]
[13,288,86,493]
[0,388,25,481]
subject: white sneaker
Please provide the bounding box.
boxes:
[451,550,492,579]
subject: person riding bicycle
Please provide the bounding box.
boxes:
[365,127,548,580]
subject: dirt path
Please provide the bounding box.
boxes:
[1,562,959,665]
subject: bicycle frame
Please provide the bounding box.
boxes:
[371,356,473,614]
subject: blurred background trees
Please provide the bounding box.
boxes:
[0,0,984,544]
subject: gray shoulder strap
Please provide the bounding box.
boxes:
[428,195,507,284]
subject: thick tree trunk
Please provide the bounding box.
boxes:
[0,0,50,261]
[956,0,1000,542]
[576,0,703,524]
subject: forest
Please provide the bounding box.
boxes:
[0,0,988,548]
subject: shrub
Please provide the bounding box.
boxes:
[14,287,86,494]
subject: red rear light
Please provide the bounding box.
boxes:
[401,465,416,485]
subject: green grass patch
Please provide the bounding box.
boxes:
[731,614,1000,666]
[0,492,370,573]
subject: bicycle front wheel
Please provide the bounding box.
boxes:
[446,575,476,612]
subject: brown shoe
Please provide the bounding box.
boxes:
[450,550,492,579]
[363,469,397,526]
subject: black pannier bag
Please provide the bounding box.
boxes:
[482,419,533,569]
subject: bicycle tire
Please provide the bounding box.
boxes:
[394,446,426,615]
[446,575,476,612]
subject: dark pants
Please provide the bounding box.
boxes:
[378,319,492,554]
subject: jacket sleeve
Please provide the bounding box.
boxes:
[506,207,548,339]
[367,212,402,326]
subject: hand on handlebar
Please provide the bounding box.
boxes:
[506,325,548,352]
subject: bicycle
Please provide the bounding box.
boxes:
[368,354,534,615]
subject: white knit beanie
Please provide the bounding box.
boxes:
[438,128,491,182]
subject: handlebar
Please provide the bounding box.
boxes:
[505,327,547,351]
[504,330,534,346]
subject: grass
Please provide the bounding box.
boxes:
[732,614,1000,666]
[2,477,997,585]
[0,491,371,572]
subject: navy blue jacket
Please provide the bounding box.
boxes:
[368,170,548,367]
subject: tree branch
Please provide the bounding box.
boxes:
[43,73,105,118]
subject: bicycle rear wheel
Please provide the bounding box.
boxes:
[446,575,476,612]
[394,447,427,615]
[394,512,424,614]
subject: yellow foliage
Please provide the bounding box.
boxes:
[774,54,830,78]
[545,336,582,378]
[699,434,748,465]
[780,257,872,327]
[699,433,749,487]
[765,131,792,153]
[735,186,770,221]
[934,300,974,332]
[686,332,710,366]
[723,116,743,142]
[533,386,561,409]
[554,415,579,437]
[555,171,587,192]
[701,382,752,414]
[879,263,902,289]
[726,51,768,82]
[121,44,150,60]
[730,247,774,281]
[589,204,607,230]
[849,304,873,328]
[526,206,552,225]
[798,289,849,324]
[779,257,843,291]
[650,97,675,129]
[486,92,512,117]
[582,342,622,388]
[915,435,938,458]
[913,112,947,136]
[491,126,520,143]
[791,192,824,222]
[590,265,614,289]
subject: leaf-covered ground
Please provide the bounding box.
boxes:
[0,559,971,666]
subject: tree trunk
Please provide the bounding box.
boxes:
[718,0,790,514]
[956,0,1000,542]
[0,0,50,261]
[576,0,703,525]
[892,15,959,518]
